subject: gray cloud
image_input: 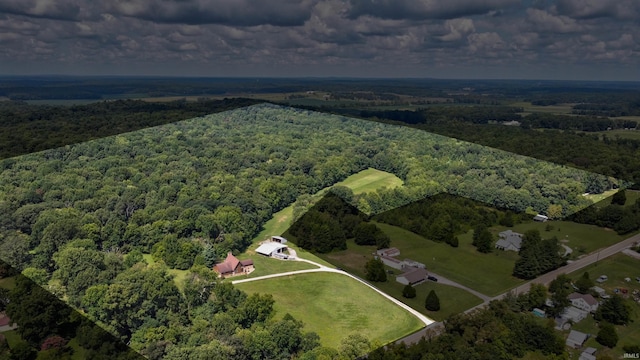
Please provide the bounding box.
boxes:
[0,0,638,80]
[553,0,640,20]
[347,0,519,20]
[105,0,317,26]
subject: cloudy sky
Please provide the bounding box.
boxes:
[1,0,639,80]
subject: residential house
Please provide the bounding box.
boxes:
[396,267,428,286]
[213,252,255,278]
[559,306,589,324]
[568,292,599,313]
[566,330,589,349]
[495,230,523,252]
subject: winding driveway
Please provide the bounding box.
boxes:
[232,255,435,328]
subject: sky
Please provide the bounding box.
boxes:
[0,0,639,80]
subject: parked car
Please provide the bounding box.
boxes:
[596,275,608,283]
[427,275,438,282]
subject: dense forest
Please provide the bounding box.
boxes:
[0,103,619,357]
[0,98,262,159]
[373,193,527,248]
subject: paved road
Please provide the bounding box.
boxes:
[232,255,436,328]
[395,232,640,345]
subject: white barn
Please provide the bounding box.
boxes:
[256,242,288,257]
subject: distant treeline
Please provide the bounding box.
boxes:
[528,92,640,116]
[0,98,262,159]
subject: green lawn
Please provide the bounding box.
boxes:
[505,220,625,255]
[2,330,26,349]
[583,189,619,203]
[510,101,576,115]
[230,253,317,280]
[566,253,640,358]
[235,272,424,348]
[380,223,523,297]
[589,189,640,208]
[0,276,16,290]
[373,280,483,321]
[333,168,404,195]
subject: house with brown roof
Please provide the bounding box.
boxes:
[213,252,255,278]
[568,292,599,313]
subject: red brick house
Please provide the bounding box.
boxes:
[213,252,255,278]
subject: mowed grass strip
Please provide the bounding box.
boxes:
[235,272,423,348]
[333,168,404,195]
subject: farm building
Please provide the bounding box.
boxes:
[376,248,400,257]
[213,252,254,278]
[381,255,404,270]
[566,330,589,349]
[568,292,599,313]
[270,235,288,243]
[495,230,523,252]
[396,267,428,286]
[256,242,288,257]
[533,214,549,222]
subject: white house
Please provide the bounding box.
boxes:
[560,306,588,323]
[396,267,428,286]
[255,242,288,257]
[568,293,599,313]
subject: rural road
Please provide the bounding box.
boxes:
[232,255,436,328]
[395,231,640,345]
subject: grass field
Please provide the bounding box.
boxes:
[505,220,625,255]
[589,189,640,208]
[322,224,524,297]
[235,272,424,348]
[248,167,404,269]
[511,101,576,115]
[566,253,640,358]
[372,279,483,321]
[0,276,16,290]
[232,253,317,279]
[142,254,190,292]
[583,189,619,203]
[333,168,403,195]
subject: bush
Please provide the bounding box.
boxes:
[402,285,416,299]
[596,322,618,348]
[425,290,440,311]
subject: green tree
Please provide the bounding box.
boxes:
[611,190,627,205]
[338,333,371,360]
[402,284,416,299]
[596,322,618,348]
[547,274,572,318]
[425,290,440,311]
[21,267,49,287]
[472,225,493,253]
[124,249,144,268]
[595,295,631,325]
[364,258,387,282]
[575,272,594,294]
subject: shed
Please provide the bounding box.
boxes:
[270,235,288,244]
[256,242,288,257]
[533,214,549,222]
[376,248,400,257]
[566,330,588,348]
